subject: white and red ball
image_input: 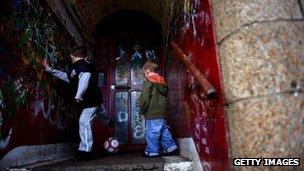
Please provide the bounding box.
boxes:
[103,137,120,153]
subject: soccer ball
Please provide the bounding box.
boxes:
[103,137,120,153]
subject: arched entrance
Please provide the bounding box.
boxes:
[93,10,163,151]
[0,1,232,170]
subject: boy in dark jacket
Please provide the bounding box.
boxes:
[41,46,113,161]
[139,61,178,157]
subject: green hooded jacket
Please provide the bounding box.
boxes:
[139,75,168,120]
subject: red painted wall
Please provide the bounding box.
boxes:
[166,0,230,170]
[0,0,78,159]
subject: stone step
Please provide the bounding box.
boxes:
[30,152,193,171]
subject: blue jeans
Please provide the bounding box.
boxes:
[145,119,178,156]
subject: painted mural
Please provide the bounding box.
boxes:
[167,0,230,171]
[0,0,78,159]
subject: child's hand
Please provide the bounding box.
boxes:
[39,59,50,70]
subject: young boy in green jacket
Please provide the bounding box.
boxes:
[139,60,178,157]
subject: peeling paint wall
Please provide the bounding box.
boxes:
[166,0,230,171]
[0,0,78,161]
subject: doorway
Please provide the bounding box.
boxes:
[94,11,163,151]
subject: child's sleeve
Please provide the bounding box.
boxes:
[139,81,152,115]
[46,67,70,83]
[75,72,91,100]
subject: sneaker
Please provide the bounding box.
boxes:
[162,149,179,156]
[73,151,92,161]
[141,152,160,158]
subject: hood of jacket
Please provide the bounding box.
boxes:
[146,73,168,96]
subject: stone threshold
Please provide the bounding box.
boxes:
[19,152,193,171]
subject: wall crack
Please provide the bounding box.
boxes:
[217,18,304,46]
[225,89,304,107]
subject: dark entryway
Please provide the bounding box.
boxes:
[94,11,163,151]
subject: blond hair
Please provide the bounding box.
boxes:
[143,60,158,72]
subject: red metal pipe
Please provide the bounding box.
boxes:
[171,42,216,98]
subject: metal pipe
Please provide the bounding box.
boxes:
[171,42,216,99]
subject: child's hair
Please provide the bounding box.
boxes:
[70,46,87,58]
[143,60,158,72]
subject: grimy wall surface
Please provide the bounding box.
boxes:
[167,0,230,170]
[0,1,80,167]
[212,0,304,170]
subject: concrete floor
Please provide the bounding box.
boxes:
[29,152,192,171]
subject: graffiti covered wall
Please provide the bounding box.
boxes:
[0,0,78,159]
[166,0,230,171]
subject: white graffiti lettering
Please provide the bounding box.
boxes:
[32,98,52,118]
[117,111,128,122]
[133,125,145,139]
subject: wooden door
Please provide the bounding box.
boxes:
[108,33,161,150]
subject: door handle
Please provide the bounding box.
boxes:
[110,85,131,90]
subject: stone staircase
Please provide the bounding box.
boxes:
[20,152,193,171]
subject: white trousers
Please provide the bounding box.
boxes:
[78,104,109,152]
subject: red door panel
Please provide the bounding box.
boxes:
[96,33,161,151]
